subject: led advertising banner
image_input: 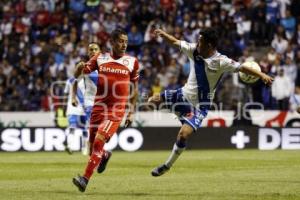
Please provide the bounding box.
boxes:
[1,127,299,151]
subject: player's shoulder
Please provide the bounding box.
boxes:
[180,40,197,50]
[211,52,233,64]
[205,52,233,70]
[214,52,240,70]
[123,54,138,62]
[117,54,139,67]
[211,52,227,59]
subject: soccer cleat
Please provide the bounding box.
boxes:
[72,175,88,192]
[151,164,170,177]
[97,151,112,173]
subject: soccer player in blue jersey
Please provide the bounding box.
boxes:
[149,28,274,176]
[63,75,87,154]
[72,43,102,155]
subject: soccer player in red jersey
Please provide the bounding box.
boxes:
[72,29,139,192]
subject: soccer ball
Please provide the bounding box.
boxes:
[238,61,261,84]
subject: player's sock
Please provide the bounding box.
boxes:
[81,131,88,155]
[64,129,73,154]
[164,139,186,168]
[83,138,105,180]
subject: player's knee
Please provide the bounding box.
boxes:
[178,126,194,139]
[95,133,107,142]
[178,130,190,140]
[92,133,106,153]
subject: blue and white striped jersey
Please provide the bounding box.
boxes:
[179,41,241,108]
[64,78,85,116]
[80,71,98,107]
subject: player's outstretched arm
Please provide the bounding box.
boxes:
[154,29,181,48]
[239,65,274,85]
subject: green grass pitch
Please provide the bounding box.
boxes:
[0,150,300,200]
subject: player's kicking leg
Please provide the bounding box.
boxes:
[72,119,120,192]
[151,123,194,176]
[72,133,106,192]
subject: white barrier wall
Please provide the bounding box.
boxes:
[0,112,56,127]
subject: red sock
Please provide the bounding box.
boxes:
[83,138,105,179]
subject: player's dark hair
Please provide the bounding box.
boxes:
[111,29,127,41]
[200,28,218,49]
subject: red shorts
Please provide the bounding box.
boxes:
[89,110,123,144]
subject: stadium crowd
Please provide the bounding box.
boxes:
[0,0,300,111]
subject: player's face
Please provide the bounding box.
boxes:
[112,34,128,56]
[196,35,208,55]
[88,44,100,58]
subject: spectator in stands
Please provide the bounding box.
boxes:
[69,0,85,13]
[252,0,267,46]
[293,24,300,46]
[271,33,289,54]
[283,56,297,87]
[151,78,163,96]
[266,0,280,42]
[271,68,293,110]
[165,74,180,91]
[128,25,144,55]
[280,10,296,39]
[0,67,6,87]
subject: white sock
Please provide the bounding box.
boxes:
[164,143,186,168]
[81,136,86,148]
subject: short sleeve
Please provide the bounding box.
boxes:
[130,58,139,82]
[83,53,100,74]
[180,41,197,59]
[220,56,241,73]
